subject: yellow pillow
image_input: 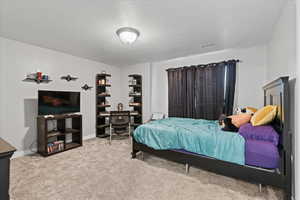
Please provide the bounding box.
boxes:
[250,105,277,126]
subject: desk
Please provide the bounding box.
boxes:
[98,110,140,117]
[97,110,142,137]
[0,138,16,200]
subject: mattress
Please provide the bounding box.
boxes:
[245,139,279,169]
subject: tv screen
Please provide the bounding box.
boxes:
[38,90,80,115]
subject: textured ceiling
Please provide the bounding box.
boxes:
[0,0,287,66]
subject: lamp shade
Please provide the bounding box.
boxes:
[116,27,140,44]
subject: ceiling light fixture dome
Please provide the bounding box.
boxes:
[116,27,140,44]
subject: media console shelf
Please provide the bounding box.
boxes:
[37,114,82,156]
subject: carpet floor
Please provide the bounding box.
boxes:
[10,138,283,200]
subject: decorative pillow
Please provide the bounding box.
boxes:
[151,112,165,120]
[239,123,279,146]
[246,107,258,113]
[228,114,252,128]
[250,105,277,126]
[237,107,258,115]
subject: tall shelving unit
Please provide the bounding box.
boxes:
[96,73,111,138]
[129,74,143,130]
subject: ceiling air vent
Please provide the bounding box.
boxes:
[201,43,216,48]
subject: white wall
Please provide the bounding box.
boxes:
[266,1,297,199]
[120,63,152,122]
[296,0,300,197]
[150,45,267,115]
[0,37,121,155]
[0,38,4,139]
[267,2,296,81]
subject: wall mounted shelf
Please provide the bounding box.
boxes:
[97,94,111,97]
[129,85,142,88]
[23,78,52,84]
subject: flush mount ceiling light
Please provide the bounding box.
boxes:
[116,27,140,44]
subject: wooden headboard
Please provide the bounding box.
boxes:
[263,77,289,136]
[263,77,291,174]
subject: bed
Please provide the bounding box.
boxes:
[134,117,280,169]
[131,77,292,200]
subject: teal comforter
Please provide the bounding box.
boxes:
[133,118,245,165]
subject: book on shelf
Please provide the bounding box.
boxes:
[98,79,107,85]
[47,140,64,153]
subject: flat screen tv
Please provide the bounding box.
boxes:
[38,90,80,115]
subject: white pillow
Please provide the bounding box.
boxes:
[151,112,165,120]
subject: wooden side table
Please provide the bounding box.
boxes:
[0,138,16,200]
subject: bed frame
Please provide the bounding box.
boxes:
[131,77,292,200]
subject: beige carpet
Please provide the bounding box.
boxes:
[10,138,283,200]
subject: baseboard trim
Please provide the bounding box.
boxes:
[83,134,96,141]
[12,134,96,159]
[12,148,37,159]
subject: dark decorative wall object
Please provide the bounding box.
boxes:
[82,84,93,91]
[61,75,78,82]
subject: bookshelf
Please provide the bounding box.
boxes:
[37,114,82,156]
[96,73,111,138]
[129,74,142,130]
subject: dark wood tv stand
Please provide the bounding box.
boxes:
[37,114,82,156]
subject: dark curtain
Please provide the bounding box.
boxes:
[167,67,195,118]
[167,60,237,120]
[168,68,184,117]
[223,60,237,115]
[194,63,225,120]
[183,66,195,117]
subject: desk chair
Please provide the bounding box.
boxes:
[109,111,131,145]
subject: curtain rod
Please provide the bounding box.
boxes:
[166,59,241,71]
